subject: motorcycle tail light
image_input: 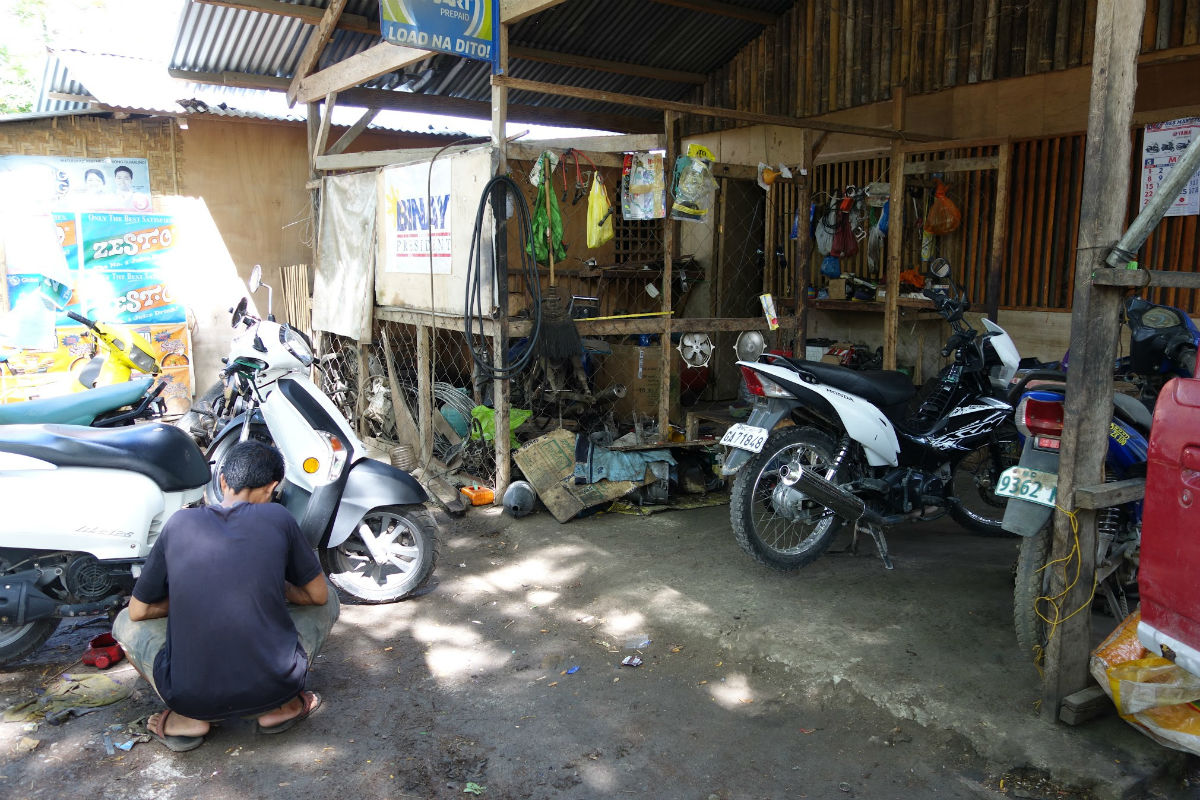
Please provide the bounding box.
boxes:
[1016,396,1064,439]
[740,366,765,397]
[1036,436,1061,450]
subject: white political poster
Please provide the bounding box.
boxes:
[381,159,453,274]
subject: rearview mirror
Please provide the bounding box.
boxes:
[248,264,263,293]
[734,330,766,362]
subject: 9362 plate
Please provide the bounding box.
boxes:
[995,466,1059,508]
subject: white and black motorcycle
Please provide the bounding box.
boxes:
[201,266,438,604]
[0,422,212,663]
[722,259,1021,570]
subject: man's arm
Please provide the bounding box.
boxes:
[284,574,329,606]
[127,596,169,621]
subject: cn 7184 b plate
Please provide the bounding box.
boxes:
[995,466,1059,508]
[720,423,769,453]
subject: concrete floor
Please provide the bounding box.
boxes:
[0,499,1187,800]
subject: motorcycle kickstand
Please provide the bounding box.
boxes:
[852,520,894,570]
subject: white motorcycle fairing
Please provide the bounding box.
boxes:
[260,373,362,492]
[737,360,901,467]
[981,319,1021,385]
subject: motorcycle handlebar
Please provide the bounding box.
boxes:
[66,310,98,330]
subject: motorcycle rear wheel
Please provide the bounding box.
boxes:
[1013,523,1053,662]
[320,505,439,603]
[950,421,1020,535]
[0,618,60,666]
[730,426,847,571]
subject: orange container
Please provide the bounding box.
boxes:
[460,485,495,505]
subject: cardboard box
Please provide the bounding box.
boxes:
[513,429,654,522]
[826,278,848,300]
[804,345,826,361]
[821,341,855,365]
[594,343,682,421]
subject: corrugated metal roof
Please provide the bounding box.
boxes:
[164,0,794,127]
[31,50,476,137]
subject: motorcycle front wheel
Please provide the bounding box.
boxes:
[320,505,439,603]
[730,426,847,571]
[204,423,274,505]
[950,421,1020,535]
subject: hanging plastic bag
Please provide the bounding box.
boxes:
[526,154,566,265]
[923,180,961,235]
[621,152,666,220]
[820,255,841,278]
[829,211,859,258]
[814,205,837,256]
[586,173,614,248]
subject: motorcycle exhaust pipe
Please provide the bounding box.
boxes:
[778,463,884,526]
[0,580,58,627]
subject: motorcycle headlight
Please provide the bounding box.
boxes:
[280,326,314,367]
[129,344,159,374]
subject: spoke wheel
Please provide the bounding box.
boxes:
[730,426,847,571]
[320,505,438,603]
[950,421,1020,535]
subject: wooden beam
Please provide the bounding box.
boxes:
[1074,478,1146,509]
[312,92,336,160]
[491,75,937,141]
[1043,0,1145,720]
[294,41,427,105]
[491,21,511,504]
[286,0,347,106]
[1091,268,1200,289]
[903,156,1000,174]
[195,0,376,35]
[316,145,483,171]
[884,144,905,370]
[46,91,95,104]
[507,143,624,168]
[338,86,660,133]
[169,68,291,91]
[649,0,777,25]
[501,0,568,23]
[510,46,707,84]
[513,133,664,153]
[326,106,379,156]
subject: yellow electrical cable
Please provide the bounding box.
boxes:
[1028,504,1100,674]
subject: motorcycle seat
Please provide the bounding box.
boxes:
[0,422,211,492]
[782,358,916,407]
[1113,391,1153,433]
[0,378,153,426]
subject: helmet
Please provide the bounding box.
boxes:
[503,481,536,518]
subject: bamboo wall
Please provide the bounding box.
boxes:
[691,0,1200,130]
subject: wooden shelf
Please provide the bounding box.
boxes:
[810,298,938,314]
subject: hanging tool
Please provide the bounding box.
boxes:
[538,154,582,361]
[560,148,596,205]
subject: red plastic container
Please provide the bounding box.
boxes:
[82,633,124,670]
[1137,376,1200,677]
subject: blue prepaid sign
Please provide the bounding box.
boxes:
[379,0,497,63]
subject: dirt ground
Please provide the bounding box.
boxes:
[0,499,1196,800]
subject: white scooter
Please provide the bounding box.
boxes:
[201,266,438,604]
[0,422,211,664]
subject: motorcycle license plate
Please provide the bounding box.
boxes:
[721,423,769,453]
[996,466,1059,508]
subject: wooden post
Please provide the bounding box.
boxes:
[883,144,906,370]
[491,23,511,500]
[985,140,1011,322]
[794,130,814,357]
[417,323,433,468]
[1041,0,1145,719]
[658,111,679,440]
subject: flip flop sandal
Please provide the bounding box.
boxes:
[256,691,321,735]
[147,710,205,752]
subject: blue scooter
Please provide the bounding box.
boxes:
[1001,297,1199,660]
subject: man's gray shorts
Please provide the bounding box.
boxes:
[112,587,340,700]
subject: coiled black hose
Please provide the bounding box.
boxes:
[465,174,541,379]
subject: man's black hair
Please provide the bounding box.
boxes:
[220,440,285,493]
[114,165,133,178]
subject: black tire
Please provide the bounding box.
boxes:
[950,421,1020,535]
[0,618,60,666]
[730,426,847,571]
[320,505,439,603]
[204,424,274,505]
[1013,523,1052,662]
